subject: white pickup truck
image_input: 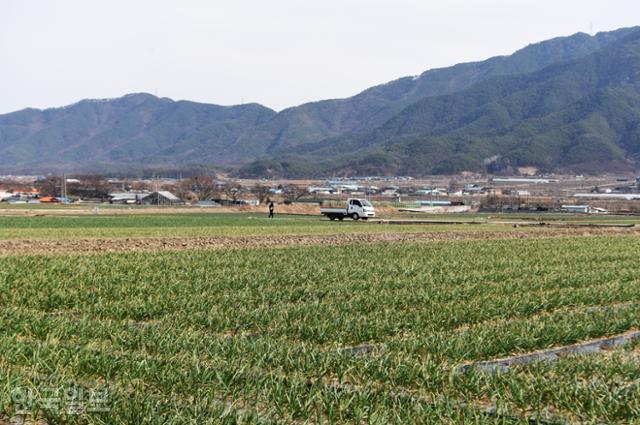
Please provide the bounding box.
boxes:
[320,198,375,221]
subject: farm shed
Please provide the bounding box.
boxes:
[109,192,149,204]
[560,205,607,214]
[141,191,184,206]
[561,205,590,213]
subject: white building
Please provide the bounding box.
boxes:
[561,205,607,214]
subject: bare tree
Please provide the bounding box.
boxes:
[171,176,219,201]
[129,180,152,191]
[222,182,243,203]
[35,176,62,197]
[194,176,219,201]
[252,184,271,204]
[283,185,307,203]
[448,180,462,194]
[67,174,111,200]
[173,179,197,202]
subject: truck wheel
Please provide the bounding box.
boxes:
[338,216,344,221]
[329,216,336,221]
[351,213,360,221]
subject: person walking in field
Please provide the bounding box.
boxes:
[268,201,275,219]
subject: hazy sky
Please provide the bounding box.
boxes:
[1,0,639,114]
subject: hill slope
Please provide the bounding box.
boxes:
[0,94,276,172]
[0,27,638,174]
[236,26,638,154]
[242,29,640,177]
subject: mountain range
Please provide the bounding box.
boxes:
[1,26,639,176]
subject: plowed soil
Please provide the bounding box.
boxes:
[1,227,638,256]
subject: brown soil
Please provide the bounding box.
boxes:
[1,227,638,256]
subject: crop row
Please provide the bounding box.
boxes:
[0,236,639,422]
[0,213,512,240]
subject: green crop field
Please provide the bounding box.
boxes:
[0,210,638,240]
[0,213,520,240]
[1,229,639,423]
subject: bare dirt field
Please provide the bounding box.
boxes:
[2,226,638,256]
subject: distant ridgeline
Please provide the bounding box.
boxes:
[1,26,639,177]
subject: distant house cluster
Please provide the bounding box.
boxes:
[1,172,640,214]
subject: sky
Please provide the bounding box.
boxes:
[1,0,639,114]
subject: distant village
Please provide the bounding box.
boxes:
[1,173,640,214]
